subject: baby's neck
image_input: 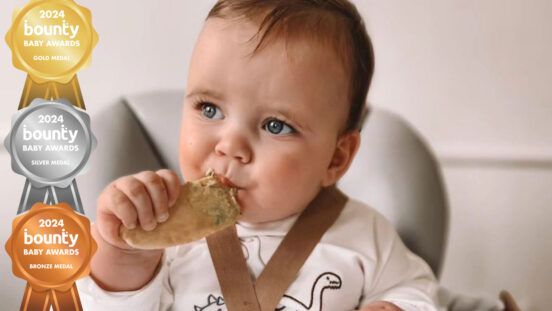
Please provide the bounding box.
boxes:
[237,212,301,231]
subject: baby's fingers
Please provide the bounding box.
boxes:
[99,183,138,230]
[96,212,131,249]
[135,171,170,223]
[115,177,156,231]
[156,169,180,207]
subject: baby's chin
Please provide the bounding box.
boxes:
[234,191,269,224]
[237,209,301,225]
[236,199,301,225]
[237,213,285,225]
[234,194,265,224]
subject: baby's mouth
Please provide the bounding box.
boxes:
[218,175,239,188]
[205,168,243,189]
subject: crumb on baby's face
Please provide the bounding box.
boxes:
[178,17,359,223]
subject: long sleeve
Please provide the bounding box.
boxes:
[358,211,439,311]
[77,252,174,311]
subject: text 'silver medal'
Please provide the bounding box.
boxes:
[4,1,98,310]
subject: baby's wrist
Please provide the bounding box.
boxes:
[92,223,163,263]
[90,223,163,291]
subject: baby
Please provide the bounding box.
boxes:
[79,1,439,310]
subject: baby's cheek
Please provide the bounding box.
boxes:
[258,151,320,205]
[179,124,209,180]
[261,153,302,186]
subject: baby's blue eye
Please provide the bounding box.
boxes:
[264,119,295,135]
[201,103,223,119]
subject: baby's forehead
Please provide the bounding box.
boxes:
[203,17,347,63]
[188,18,351,130]
[196,18,349,99]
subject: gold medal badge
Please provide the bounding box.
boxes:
[5,0,98,109]
[5,203,96,311]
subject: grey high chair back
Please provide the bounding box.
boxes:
[78,90,513,311]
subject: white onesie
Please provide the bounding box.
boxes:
[77,198,439,311]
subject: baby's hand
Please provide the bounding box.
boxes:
[358,301,403,311]
[96,169,180,250]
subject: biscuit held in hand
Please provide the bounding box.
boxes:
[120,172,240,249]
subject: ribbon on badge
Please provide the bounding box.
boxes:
[5,203,97,311]
[5,98,97,214]
[4,1,98,310]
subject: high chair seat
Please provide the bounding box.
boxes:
[77,90,510,311]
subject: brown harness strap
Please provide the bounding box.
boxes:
[206,225,261,311]
[207,186,348,311]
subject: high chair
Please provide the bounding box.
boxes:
[78,90,521,311]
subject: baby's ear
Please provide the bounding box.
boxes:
[321,130,361,187]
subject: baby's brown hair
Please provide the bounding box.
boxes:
[207,0,375,132]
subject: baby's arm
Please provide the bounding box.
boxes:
[90,169,180,291]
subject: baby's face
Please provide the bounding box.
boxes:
[179,17,353,223]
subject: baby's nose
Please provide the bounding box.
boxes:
[214,131,252,163]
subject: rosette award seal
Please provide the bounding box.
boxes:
[5,203,96,311]
[5,0,98,109]
[4,1,98,310]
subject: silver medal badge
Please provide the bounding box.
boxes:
[4,98,97,213]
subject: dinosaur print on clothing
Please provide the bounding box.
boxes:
[193,272,342,311]
[276,272,342,311]
[192,236,344,311]
[194,294,225,311]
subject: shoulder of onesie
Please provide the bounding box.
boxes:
[322,196,398,248]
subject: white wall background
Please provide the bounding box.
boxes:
[0,0,550,310]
